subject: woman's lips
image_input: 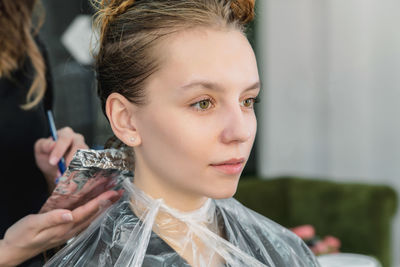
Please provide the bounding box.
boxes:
[210,158,245,175]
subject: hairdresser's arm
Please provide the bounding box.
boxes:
[35,127,88,191]
[0,190,120,267]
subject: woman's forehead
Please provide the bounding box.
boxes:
[148,28,259,89]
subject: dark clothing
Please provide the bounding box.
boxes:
[0,36,53,266]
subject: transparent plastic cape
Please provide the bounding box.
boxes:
[45,149,320,267]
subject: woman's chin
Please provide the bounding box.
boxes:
[205,181,239,199]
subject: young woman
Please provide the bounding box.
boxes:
[46,0,320,266]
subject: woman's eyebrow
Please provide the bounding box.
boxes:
[181,80,260,92]
[181,80,222,91]
[244,81,261,92]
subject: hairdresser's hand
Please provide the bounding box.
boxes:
[0,190,121,267]
[39,174,121,213]
[34,127,88,191]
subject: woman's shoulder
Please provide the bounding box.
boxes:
[45,198,138,266]
[45,197,187,266]
[215,198,320,267]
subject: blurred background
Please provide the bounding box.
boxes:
[39,0,399,266]
[256,1,400,266]
[40,0,112,149]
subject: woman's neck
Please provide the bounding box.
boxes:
[133,171,208,212]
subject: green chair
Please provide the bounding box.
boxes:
[235,177,398,267]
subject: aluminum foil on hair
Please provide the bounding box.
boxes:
[39,148,134,213]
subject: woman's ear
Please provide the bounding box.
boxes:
[105,93,141,147]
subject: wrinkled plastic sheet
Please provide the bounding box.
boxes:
[45,149,320,267]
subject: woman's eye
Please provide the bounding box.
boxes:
[242,97,259,108]
[191,99,212,111]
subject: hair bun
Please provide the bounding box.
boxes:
[96,0,135,20]
[230,0,255,24]
[94,0,136,44]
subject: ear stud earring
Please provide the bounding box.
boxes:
[130,137,135,143]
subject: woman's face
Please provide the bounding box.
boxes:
[133,28,259,205]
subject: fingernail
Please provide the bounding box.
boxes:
[99,199,111,209]
[49,156,58,165]
[62,213,73,222]
[106,180,116,188]
[109,191,120,201]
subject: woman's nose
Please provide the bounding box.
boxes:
[219,106,253,144]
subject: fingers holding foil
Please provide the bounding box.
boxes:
[39,148,133,214]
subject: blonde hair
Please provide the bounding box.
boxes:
[0,0,46,110]
[93,0,255,116]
